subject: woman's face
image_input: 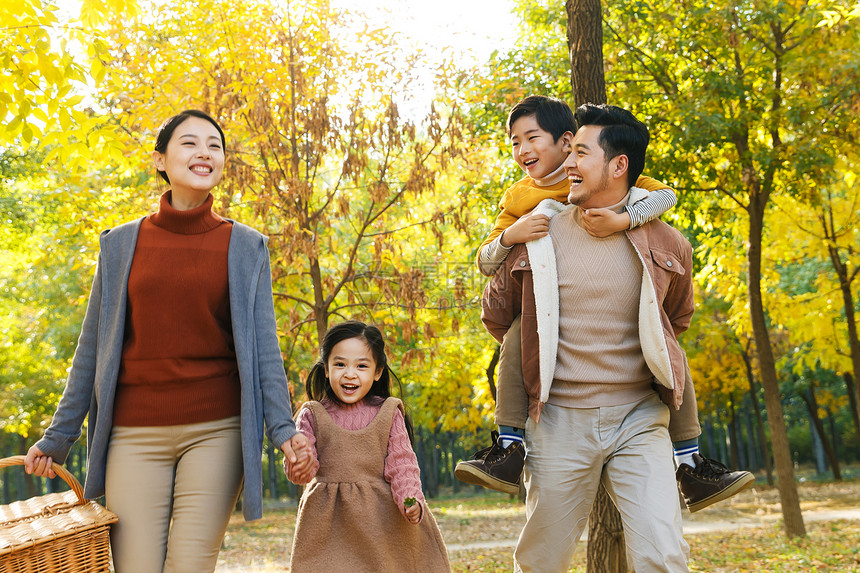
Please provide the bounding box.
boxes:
[152,116,225,201]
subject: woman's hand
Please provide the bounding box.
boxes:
[282,433,315,484]
[24,445,56,479]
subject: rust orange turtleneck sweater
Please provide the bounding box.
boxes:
[113,191,241,426]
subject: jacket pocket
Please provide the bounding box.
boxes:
[649,247,684,301]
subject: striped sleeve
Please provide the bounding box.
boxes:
[626,187,677,229]
[477,233,514,277]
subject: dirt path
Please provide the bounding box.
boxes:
[444,507,860,551]
[216,479,860,571]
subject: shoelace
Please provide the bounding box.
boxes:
[485,441,516,464]
[694,457,730,478]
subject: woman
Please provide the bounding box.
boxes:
[24,109,309,572]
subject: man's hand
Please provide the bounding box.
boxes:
[500,211,550,246]
[581,208,630,238]
[24,445,56,479]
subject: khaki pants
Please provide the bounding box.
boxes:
[514,396,689,573]
[105,416,244,573]
[495,317,702,441]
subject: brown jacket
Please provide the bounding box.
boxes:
[481,202,694,423]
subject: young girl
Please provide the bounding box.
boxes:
[286,321,451,572]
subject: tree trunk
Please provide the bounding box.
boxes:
[741,345,774,485]
[800,386,842,480]
[824,215,860,433]
[487,345,500,402]
[566,0,606,108]
[566,1,627,568]
[747,202,806,537]
[587,485,628,573]
[743,398,758,470]
[843,373,860,456]
[727,394,741,469]
[267,438,279,499]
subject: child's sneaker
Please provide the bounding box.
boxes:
[454,431,524,495]
[676,453,755,512]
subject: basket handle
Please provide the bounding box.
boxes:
[0,455,86,505]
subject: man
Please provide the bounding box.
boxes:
[482,103,691,572]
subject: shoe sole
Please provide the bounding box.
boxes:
[454,462,520,495]
[686,472,756,513]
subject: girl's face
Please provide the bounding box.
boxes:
[152,116,225,204]
[325,337,382,405]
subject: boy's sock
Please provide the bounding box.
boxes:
[498,425,525,449]
[673,438,699,469]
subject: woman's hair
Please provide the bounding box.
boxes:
[153,109,226,183]
[306,320,414,442]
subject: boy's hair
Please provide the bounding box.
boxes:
[305,320,414,442]
[506,95,575,142]
[573,103,649,187]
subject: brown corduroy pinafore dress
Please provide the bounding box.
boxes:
[289,397,451,572]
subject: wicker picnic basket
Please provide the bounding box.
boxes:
[0,456,118,572]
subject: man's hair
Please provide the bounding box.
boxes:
[574,103,649,186]
[506,95,575,142]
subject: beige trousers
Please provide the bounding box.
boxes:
[514,395,689,573]
[494,317,701,441]
[105,416,243,573]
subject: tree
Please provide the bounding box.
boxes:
[566,0,606,107]
[1,0,128,170]
[565,1,628,570]
[93,0,498,435]
[604,0,859,538]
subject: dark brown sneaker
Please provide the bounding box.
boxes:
[677,453,755,512]
[454,431,524,495]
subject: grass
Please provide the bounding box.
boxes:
[216,478,860,572]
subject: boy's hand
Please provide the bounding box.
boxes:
[581,208,630,238]
[500,211,550,246]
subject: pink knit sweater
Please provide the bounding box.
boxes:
[295,396,426,521]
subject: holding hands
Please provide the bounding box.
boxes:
[283,432,315,485]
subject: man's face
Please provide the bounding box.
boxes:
[509,115,571,180]
[563,125,612,209]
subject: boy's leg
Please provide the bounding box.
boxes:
[671,362,755,512]
[455,315,526,494]
[496,314,529,438]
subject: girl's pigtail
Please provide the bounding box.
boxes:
[387,368,415,446]
[305,361,328,402]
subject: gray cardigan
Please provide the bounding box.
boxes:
[35,217,298,520]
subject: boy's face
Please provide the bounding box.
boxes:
[509,115,572,181]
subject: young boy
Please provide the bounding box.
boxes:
[455,95,754,512]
